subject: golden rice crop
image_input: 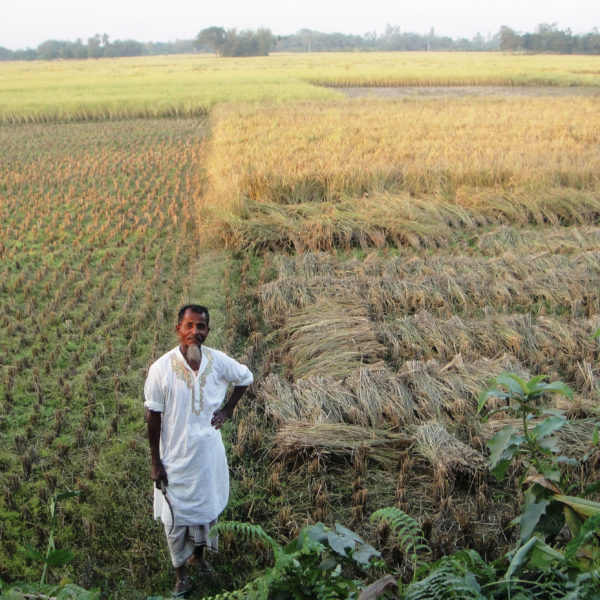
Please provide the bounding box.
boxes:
[202,97,600,250]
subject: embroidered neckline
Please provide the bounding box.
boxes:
[170,349,214,415]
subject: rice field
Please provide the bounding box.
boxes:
[1,52,599,123]
[202,96,600,250]
[0,118,214,592]
[2,51,600,596]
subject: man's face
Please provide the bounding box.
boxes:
[176,309,209,351]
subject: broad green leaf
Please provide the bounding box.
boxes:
[320,556,338,570]
[540,464,562,483]
[553,495,600,518]
[564,514,600,562]
[528,374,549,386]
[304,523,329,544]
[477,389,509,413]
[504,537,538,580]
[326,535,351,556]
[594,427,599,445]
[592,327,600,339]
[519,499,550,543]
[539,381,573,399]
[541,408,566,417]
[527,539,564,569]
[487,426,519,467]
[491,459,512,482]
[531,416,566,440]
[496,373,529,396]
[564,506,582,538]
[352,543,381,566]
[334,523,364,544]
[538,436,561,454]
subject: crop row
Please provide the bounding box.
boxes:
[261,247,600,324]
[0,118,207,587]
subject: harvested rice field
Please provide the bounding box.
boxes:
[2,52,600,597]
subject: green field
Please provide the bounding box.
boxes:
[1,53,600,598]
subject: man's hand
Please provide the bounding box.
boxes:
[211,407,232,430]
[211,385,248,429]
[150,461,168,489]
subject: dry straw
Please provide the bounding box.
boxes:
[271,421,410,468]
[259,354,530,427]
[260,250,600,324]
[276,299,386,379]
[379,312,600,379]
[413,421,486,474]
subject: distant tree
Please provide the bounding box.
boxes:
[0,46,13,61]
[499,26,520,52]
[195,26,226,54]
[197,27,274,57]
[87,34,102,58]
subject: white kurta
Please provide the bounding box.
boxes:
[144,345,253,526]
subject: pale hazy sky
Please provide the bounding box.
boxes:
[2,0,598,50]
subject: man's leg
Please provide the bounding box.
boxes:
[173,564,192,597]
[165,525,195,596]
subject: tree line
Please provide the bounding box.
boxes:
[0,34,194,61]
[2,24,599,61]
[500,24,600,54]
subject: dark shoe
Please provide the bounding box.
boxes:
[172,576,192,598]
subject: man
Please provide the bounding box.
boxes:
[144,304,253,597]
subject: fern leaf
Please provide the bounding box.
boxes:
[371,507,430,565]
[214,521,282,556]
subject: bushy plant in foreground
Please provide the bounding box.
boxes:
[206,521,381,600]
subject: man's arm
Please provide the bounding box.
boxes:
[147,409,167,487]
[211,385,247,430]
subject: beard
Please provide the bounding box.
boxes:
[186,344,202,363]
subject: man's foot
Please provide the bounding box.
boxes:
[186,554,215,577]
[172,575,192,598]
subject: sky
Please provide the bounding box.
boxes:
[2,0,599,50]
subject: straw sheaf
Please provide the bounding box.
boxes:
[413,421,486,474]
[379,312,600,378]
[217,190,600,252]
[475,226,600,256]
[259,354,529,428]
[271,421,411,468]
[260,250,600,325]
[277,299,386,379]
